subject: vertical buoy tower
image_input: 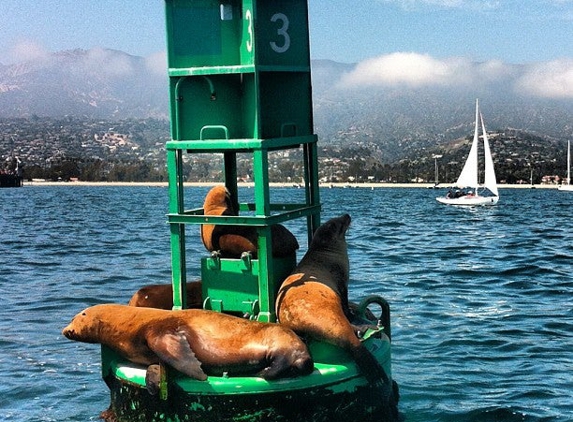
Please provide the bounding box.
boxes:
[99,1,399,421]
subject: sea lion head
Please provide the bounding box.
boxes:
[201,186,237,252]
[62,305,105,343]
[310,213,351,250]
[203,186,236,216]
[259,332,314,379]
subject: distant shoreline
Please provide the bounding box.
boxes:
[23,180,558,189]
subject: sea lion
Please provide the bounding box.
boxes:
[200,186,299,258]
[63,304,313,383]
[276,214,388,387]
[128,280,203,309]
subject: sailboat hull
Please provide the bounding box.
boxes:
[436,195,499,206]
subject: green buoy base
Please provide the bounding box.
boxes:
[100,335,399,422]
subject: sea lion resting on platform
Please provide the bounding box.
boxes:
[201,186,299,258]
[128,280,203,309]
[276,214,389,387]
[63,304,314,384]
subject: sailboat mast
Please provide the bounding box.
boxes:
[474,99,479,189]
[473,99,479,192]
[567,141,571,185]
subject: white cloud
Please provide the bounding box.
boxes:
[83,47,133,77]
[516,59,573,99]
[339,52,573,99]
[338,52,513,89]
[145,51,167,76]
[7,40,50,63]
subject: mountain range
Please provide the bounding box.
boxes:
[2,48,573,156]
[0,49,167,120]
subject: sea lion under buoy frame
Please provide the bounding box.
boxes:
[128,280,203,309]
[63,304,313,382]
[276,214,389,387]
[200,185,299,258]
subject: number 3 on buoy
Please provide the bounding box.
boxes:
[270,13,290,53]
[245,10,254,52]
[245,11,291,54]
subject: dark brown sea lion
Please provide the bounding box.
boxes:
[276,214,388,387]
[63,304,313,382]
[128,280,203,309]
[200,186,299,258]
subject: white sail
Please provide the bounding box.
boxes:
[481,113,498,197]
[455,99,479,189]
[567,140,571,185]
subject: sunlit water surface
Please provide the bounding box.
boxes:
[0,186,571,421]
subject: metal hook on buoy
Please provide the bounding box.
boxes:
[357,295,391,341]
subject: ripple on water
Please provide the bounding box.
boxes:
[1,186,572,421]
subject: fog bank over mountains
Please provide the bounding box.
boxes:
[0,48,168,120]
[1,48,573,144]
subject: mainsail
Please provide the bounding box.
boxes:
[558,140,573,191]
[455,99,479,188]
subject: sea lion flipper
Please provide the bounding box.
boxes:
[145,364,162,395]
[257,354,287,380]
[353,346,390,387]
[148,330,207,381]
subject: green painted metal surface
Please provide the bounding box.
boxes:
[165,0,311,71]
[166,0,313,143]
[200,254,296,317]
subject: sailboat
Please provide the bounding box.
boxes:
[436,99,499,206]
[558,140,573,191]
[427,154,443,189]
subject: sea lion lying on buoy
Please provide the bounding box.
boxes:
[276,214,389,387]
[63,304,313,384]
[201,186,299,258]
[128,280,203,309]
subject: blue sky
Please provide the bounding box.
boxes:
[1,0,572,64]
[2,1,573,99]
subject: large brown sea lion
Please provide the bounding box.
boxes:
[200,186,299,258]
[63,304,313,382]
[276,214,389,387]
[128,281,203,309]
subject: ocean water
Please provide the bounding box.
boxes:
[0,185,571,421]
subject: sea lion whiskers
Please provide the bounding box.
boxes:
[63,309,104,343]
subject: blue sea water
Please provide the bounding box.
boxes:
[0,185,571,421]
